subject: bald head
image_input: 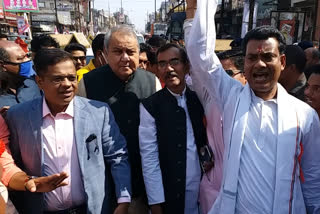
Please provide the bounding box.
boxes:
[0,40,30,74]
[0,40,26,62]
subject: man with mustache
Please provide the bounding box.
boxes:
[184,0,320,213]
[139,43,213,214]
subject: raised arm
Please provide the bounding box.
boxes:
[184,0,242,111]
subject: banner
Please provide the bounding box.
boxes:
[16,14,29,35]
[4,11,16,20]
[0,7,4,18]
[3,0,38,12]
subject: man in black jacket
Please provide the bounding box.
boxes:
[77,25,159,214]
[139,43,211,214]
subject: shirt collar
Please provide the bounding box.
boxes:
[42,96,74,118]
[250,88,277,104]
[166,86,186,98]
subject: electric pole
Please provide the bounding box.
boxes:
[248,0,254,31]
[155,0,156,22]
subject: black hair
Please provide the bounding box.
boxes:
[0,48,10,62]
[31,35,59,52]
[305,64,320,79]
[140,43,151,54]
[147,51,157,65]
[147,35,167,48]
[64,43,87,54]
[242,25,286,55]
[92,34,105,57]
[217,49,243,60]
[33,48,74,76]
[156,43,189,64]
[0,34,8,39]
[217,49,244,71]
[284,45,306,73]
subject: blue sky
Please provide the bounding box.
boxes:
[94,0,163,32]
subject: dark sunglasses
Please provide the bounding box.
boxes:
[73,56,86,61]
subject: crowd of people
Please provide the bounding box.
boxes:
[0,0,319,213]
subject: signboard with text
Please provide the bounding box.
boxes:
[3,0,39,12]
[5,11,17,20]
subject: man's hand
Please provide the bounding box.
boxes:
[186,0,197,19]
[186,0,197,9]
[150,204,163,214]
[113,203,129,214]
[25,172,69,192]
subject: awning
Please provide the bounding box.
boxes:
[215,39,232,52]
[50,33,90,48]
[70,33,91,48]
[50,34,73,47]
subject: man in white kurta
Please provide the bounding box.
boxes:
[139,43,203,214]
[184,0,320,213]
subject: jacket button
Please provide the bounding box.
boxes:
[177,161,182,164]
[177,178,181,182]
[176,193,180,198]
[177,144,182,148]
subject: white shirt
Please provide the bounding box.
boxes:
[236,90,278,213]
[139,88,201,214]
[42,98,85,211]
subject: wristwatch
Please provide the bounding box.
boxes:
[24,175,38,192]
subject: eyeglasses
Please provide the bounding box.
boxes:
[225,69,244,77]
[46,75,77,84]
[72,56,86,61]
[158,58,181,68]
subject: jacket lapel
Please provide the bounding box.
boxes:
[29,97,43,175]
[73,96,89,176]
[220,84,251,213]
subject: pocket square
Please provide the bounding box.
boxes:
[86,134,99,160]
[86,134,97,143]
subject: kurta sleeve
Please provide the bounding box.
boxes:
[301,111,320,213]
[184,0,242,112]
[139,103,165,205]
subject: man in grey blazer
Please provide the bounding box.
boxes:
[6,48,131,214]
